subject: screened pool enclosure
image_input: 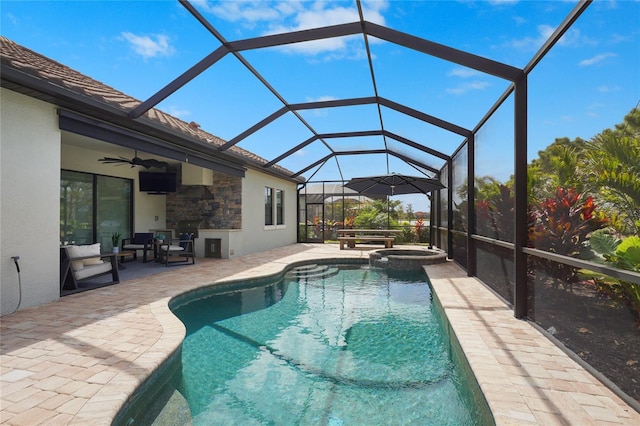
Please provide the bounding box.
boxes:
[67,0,640,408]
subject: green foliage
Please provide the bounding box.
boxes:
[530,187,607,256]
[475,183,514,242]
[353,200,401,229]
[529,187,607,285]
[582,132,640,235]
[529,107,639,236]
[529,137,588,199]
[588,229,621,257]
[610,236,640,271]
[582,235,640,321]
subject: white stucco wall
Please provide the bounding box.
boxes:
[240,169,298,256]
[1,89,61,315]
[0,87,299,315]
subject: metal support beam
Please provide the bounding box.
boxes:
[58,109,246,177]
[467,134,476,277]
[447,159,454,259]
[364,22,523,82]
[129,46,228,119]
[513,77,528,319]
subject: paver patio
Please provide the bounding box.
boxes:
[1,243,638,425]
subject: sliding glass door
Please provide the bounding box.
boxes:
[61,170,132,250]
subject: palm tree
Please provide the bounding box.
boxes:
[582,130,640,235]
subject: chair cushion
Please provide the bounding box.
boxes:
[179,233,192,249]
[79,243,103,266]
[123,244,148,250]
[131,233,154,244]
[65,246,84,271]
[73,262,112,280]
[161,245,185,252]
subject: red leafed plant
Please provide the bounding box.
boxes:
[529,187,607,285]
[413,218,425,243]
[475,184,515,242]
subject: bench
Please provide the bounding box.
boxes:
[338,236,395,250]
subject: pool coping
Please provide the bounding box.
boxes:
[1,243,639,425]
[426,261,640,425]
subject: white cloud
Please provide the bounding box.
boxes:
[120,32,174,60]
[445,80,490,95]
[448,67,481,78]
[579,52,617,67]
[163,106,191,119]
[504,24,587,52]
[192,0,282,23]
[487,0,519,5]
[597,85,621,92]
[5,12,19,26]
[512,16,526,25]
[446,67,488,94]
[306,95,338,102]
[195,1,388,57]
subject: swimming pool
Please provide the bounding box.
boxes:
[118,264,493,425]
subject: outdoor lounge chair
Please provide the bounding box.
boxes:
[159,233,196,266]
[60,244,119,291]
[122,232,154,262]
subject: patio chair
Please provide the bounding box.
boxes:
[159,233,196,266]
[121,232,154,263]
[60,244,119,291]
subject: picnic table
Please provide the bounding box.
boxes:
[336,229,403,249]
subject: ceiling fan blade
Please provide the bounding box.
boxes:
[99,153,168,168]
[142,159,169,168]
[98,157,130,164]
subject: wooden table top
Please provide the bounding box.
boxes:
[336,228,403,234]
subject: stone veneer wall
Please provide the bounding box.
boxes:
[166,167,242,229]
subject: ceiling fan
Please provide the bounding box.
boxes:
[98,150,169,169]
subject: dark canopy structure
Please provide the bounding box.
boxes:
[344,173,445,196]
[116,0,597,320]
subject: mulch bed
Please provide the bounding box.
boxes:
[531,281,640,405]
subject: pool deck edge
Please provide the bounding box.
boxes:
[1,244,638,425]
[425,260,640,426]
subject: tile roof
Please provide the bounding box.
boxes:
[0,36,302,181]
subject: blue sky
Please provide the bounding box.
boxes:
[2,0,639,212]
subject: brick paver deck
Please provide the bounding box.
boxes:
[1,244,638,425]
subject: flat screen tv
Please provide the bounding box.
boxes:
[139,172,177,194]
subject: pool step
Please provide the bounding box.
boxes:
[285,264,340,280]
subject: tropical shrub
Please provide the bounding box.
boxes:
[581,231,640,320]
[353,200,400,229]
[475,183,514,242]
[529,187,607,285]
[582,133,640,236]
[413,218,425,243]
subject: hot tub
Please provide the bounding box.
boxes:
[369,248,447,270]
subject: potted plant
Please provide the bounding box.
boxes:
[111,232,121,253]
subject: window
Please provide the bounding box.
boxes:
[265,187,285,228]
[61,170,132,249]
[276,189,284,225]
[265,187,273,226]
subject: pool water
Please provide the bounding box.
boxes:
[166,265,492,425]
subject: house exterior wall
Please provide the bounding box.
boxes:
[0,87,300,315]
[240,168,298,256]
[166,167,241,230]
[60,142,167,235]
[1,89,61,315]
